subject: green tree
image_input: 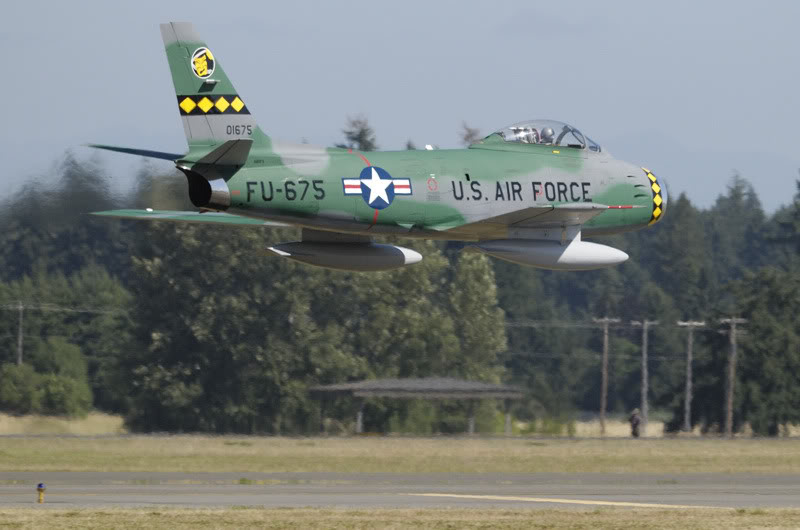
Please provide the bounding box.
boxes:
[0,364,41,414]
[125,223,365,433]
[737,270,800,435]
[448,252,506,381]
[460,122,481,146]
[38,374,92,417]
[337,116,378,151]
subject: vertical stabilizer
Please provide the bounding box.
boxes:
[160,22,270,152]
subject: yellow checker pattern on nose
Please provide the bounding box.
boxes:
[176,94,250,115]
[642,168,664,225]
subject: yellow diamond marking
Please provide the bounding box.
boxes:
[648,173,657,182]
[215,97,230,112]
[653,206,662,218]
[652,182,661,194]
[230,97,244,112]
[654,194,663,207]
[179,97,196,114]
[197,97,214,113]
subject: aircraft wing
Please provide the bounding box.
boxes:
[91,209,288,227]
[446,203,636,239]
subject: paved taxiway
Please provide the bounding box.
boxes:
[1,472,798,509]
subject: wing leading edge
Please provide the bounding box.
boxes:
[91,209,288,227]
[446,203,638,239]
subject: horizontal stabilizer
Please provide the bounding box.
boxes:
[191,139,253,166]
[86,144,185,161]
[91,209,288,227]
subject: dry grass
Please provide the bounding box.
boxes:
[3,435,800,474]
[0,413,125,435]
[0,507,798,529]
[572,419,666,438]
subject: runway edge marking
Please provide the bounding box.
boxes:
[408,493,722,509]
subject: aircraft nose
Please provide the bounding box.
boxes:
[643,168,666,225]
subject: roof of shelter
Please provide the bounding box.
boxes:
[310,377,524,399]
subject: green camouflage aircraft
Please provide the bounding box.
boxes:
[92,22,667,271]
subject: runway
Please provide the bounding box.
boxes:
[2,472,799,509]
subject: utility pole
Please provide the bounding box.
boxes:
[677,320,705,433]
[720,317,747,438]
[594,317,620,436]
[631,319,659,434]
[16,300,23,366]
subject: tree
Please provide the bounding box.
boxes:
[737,268,800,435]
[0,364,41,415]
[124,223,365,433]
[448,252,506,381]
[337,115,378,151]
[460,122,481,146]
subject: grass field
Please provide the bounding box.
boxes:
[0,507,798,529]
[3,435,800,473]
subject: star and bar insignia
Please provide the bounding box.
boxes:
[343,166,411,209]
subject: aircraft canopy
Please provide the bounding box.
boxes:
[491,120,601,152]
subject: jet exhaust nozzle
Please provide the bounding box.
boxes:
[266,242,423,271]
[183,169,231,211]
[473,239,628,271]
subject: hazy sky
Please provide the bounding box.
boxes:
[3,0,799,211]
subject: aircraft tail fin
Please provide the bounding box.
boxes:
[160,22,270,153]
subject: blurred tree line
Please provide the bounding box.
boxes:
[0,122,797,436]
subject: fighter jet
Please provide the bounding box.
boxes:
[91,22,667,272]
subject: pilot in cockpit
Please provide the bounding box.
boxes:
[540,127,555,145]
[521,128,540,144]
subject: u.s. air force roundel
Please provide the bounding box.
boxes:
[342,166,412,210]
[191,47,215,79]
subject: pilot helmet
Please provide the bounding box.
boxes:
[541,127,555,144]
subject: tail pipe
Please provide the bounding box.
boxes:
[182,168,230,211]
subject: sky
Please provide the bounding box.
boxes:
[2,0,799,211]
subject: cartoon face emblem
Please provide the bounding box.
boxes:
[191,47,215,79]
[342,166,412,210]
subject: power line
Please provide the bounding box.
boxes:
[677,320,706,433]
[631,319,658,433]
[507,320,605,329]
[506,319,717,332]
[593,317,620,436]
[0,303,125,314]
[15,301,22,366]
[0,301,125,366]
[720,317,747,438]
[503,351,690,362]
